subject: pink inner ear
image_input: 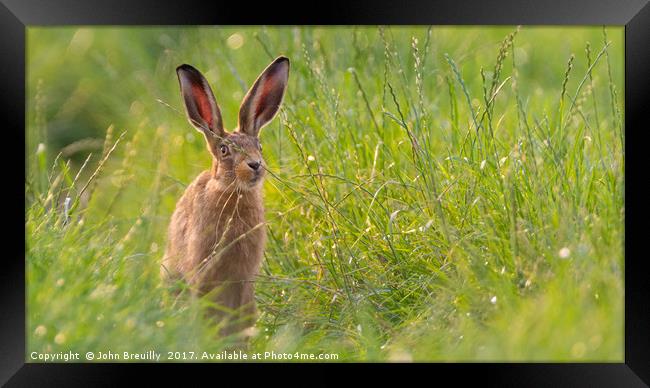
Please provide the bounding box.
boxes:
[255,77,283,118]
[192,83,213,127]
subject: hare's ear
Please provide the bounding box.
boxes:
[238,56,289,137]
[176,64,225,140]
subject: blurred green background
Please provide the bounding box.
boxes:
[26,26,624,361]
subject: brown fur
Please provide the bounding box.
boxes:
[162,57,289,336]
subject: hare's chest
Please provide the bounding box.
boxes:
[214,208,263,242]
[208,193,265,248]
[201,202,265,279]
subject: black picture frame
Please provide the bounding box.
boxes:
[3,0,649,386]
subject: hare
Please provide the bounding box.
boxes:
[161,56,290,336]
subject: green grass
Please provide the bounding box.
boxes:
[26,26,624,361]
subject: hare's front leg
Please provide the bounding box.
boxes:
[231,283,258,343]
[239,281,257,330]
[205,281,256,337]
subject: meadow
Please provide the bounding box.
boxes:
[26,26,624,361]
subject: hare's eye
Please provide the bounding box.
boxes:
[220,145,229,155]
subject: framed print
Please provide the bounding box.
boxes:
[3,0,649,385]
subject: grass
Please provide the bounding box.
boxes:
[26,26,624,361]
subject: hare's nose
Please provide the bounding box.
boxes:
[247,161,261,171]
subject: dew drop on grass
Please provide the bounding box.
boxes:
[54,332,66,345]
[36,143,46,154]
[34,325,47,337]
[558,247,571,259]
[63,197,71,221]
[226,33,244,50]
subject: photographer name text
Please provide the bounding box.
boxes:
[30,350,338,362]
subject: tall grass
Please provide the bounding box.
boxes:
[26,26,624,361]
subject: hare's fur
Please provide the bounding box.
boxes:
[164,167,265,331]
[162,57,289,335]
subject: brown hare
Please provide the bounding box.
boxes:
[162,56,289,336]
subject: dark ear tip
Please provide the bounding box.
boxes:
[274,56,290,67]
[176,64,197,75]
